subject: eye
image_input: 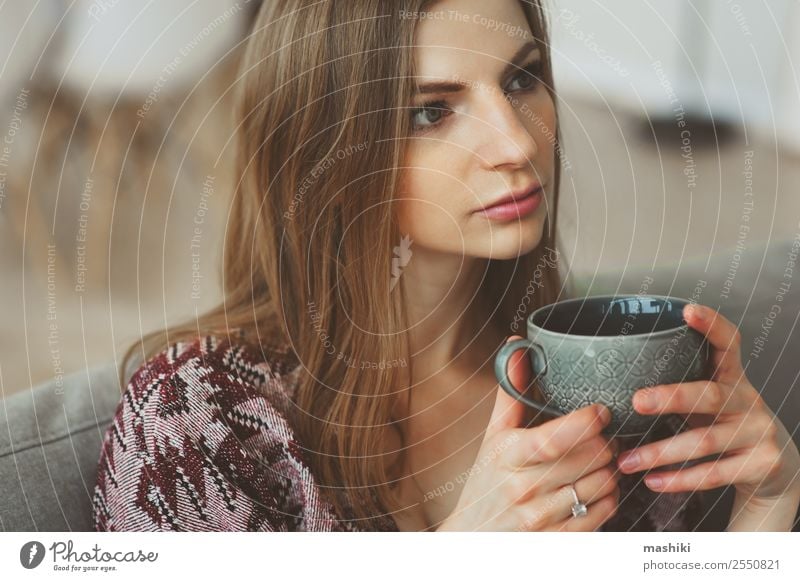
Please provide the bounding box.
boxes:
[410,100,452,132]
[506,61,542,93]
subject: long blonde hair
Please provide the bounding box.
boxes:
[123,0,568,525]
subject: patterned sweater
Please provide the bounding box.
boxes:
[93,335,706,532]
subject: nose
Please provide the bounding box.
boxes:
[472,88,539,170]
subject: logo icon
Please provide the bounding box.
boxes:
[20,541,46,569]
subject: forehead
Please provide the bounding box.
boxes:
[412,0,534,76]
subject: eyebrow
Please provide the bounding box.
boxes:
[414,41,540,95]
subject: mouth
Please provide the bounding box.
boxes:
[473,183,544,221]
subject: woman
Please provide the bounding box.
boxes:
[93,0,800,532]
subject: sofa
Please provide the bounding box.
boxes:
[3,239,799,531]
[0,360,125,531]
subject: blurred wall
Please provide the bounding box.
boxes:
[549,0,800,153]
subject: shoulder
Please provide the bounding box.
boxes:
[123,333,302,426]
[116,334,303,468]
[93,334,340,532]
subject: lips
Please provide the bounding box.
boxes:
[471,182,545,222]
[475,182,543,213]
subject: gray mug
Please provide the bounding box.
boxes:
[494,294,712,436]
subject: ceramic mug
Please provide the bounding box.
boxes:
[494,294,712,436]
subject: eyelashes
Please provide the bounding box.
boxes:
[509,60,544,92]
[410,99,451,132]
[410,60,544,133]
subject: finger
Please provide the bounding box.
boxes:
[505,334,534,399]
[516,467,618,530]
[485,336,530,437]
[508,403,611,468]
[632,380,744,416]
[573,465,619,506]
[683,304,744,383]
[547,467,619,524]
[545,488,619,532]
[616,420,763,474]
[537,436,617,490]
[640,449,773,493]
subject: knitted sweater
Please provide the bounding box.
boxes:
[93,335,705,532]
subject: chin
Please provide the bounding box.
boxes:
[473,229,546,260]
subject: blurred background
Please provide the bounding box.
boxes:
[0,0,252,398]
[1,0,799,532]
[1,0,799,513]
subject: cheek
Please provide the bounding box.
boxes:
[397,144,473,239]
[396,171,470,243]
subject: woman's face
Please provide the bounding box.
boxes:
[397,0,556,261]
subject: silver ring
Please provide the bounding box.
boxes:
[569,484,588,518]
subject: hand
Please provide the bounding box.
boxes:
[438,336,620,532]
[615,304,800,506]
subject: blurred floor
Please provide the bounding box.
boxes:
[1,84,799,398]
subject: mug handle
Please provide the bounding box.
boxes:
[494,338,564,417]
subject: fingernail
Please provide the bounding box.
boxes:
[646,475,663,489]
[597,404,611,424]
[617,451,639,471]
[688,305,705,321]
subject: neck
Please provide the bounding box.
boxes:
[400,247,505,385]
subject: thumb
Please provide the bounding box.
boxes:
[486,335,533,438]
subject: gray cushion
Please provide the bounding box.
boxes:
[0,363,122,531]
